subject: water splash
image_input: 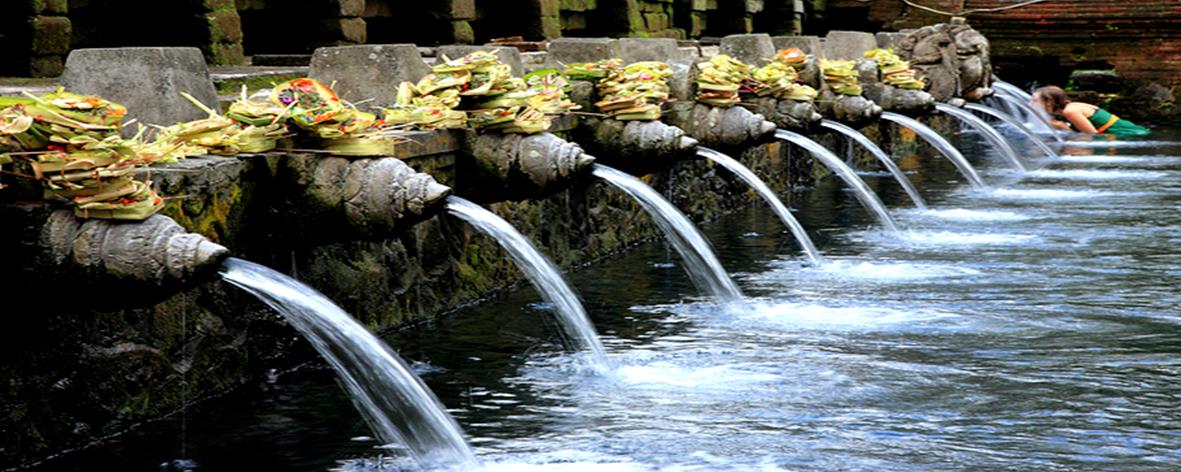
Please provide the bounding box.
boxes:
[446,197,610,369]
[696,147,822,264]
[995,93,1065,143]
[914,208,1031,222]
[963,103,1058,159]
[880,112,988,190]
[592,164,744,302]
[1025,169,1168,181]
[935,103,1028,171]
[774,129,901,234]
[821,119,928,210]
[220,258,478,469]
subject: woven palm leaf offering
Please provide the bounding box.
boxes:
[564,59,621,81]
[383,82,467,130]
[424,51,552,134]
[864,48,926,90]
[523,68,581,115]
[821,59,863,96]
[0,89,167,220]
[695,54,750,107]
[774,48,808,72]
[271,78,401,156]
[592,61,672,121]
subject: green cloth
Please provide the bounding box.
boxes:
[1086,107,1150,137]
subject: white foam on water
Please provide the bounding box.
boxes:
[732,301,959,332]
[913,208,1031,222]
[612,362,781,390]
[1049,140,1179,148]
[808,259,983,281]
[1026,169,1168,180]
[898,230,1040,246]
[1057,155,1177,164]
[987,188,1115,200]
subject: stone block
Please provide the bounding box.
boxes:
[823,30,877,60]
[338,0,365,17]
[43,0,67,14]
[207,10,243,44]
[546,38,620,65]
[30,16,71,55]
[203,0,234,10]
[640,2,664,12]
[771,35,821,56]
[537,0,560,17]
[690,12,707,37]
[875,32,906,49]
[438,45,524,76]
[309,44,430,110]
[207,42,245,65]
[436,0,475,20]
[1070,70,1124,94]
[61,48,220,128]
[643,12,668,31]
[745,0,763,13]
[29,55,63,77]
[540,16,562,39]
[719,33,775,66]
[560,0,596,11]
[319,17,367,43]
[450,20,475,44]
[618,38,683,63]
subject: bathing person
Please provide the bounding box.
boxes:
[1032,86,1150,137]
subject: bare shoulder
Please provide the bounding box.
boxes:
[1064,102,1097,117]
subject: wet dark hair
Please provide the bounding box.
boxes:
[1033,86,1070,114]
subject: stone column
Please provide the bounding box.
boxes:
[203,0,245,64]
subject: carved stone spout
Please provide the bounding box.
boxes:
[279,155,451,238]
[31,208,227,291]
[817,90,883,128]
[460,132,596,202]
[895,22,993,102]
[855,58,935,116]
[744,97,823,131]
[664,103,777,148]
[575,117,698,173]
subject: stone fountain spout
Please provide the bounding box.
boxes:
[0,206,230,304]
[744,97,824,131]
[278,155,452,239]
[855,58,936,116]
[664,104,777,148]
[576,118,698,173]
[460,132,596,203]
[817,90,883,129]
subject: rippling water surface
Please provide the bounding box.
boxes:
[49,128,1181,471]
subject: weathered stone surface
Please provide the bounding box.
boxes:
[338,0,366,17]
[28,55,63,77]
[719,33,775,66]
[319,17,367,44]
[817,90,883,128]
[896,23,993,102]
[618,37,683,63]
[575,117,697,173]
[745,96,821,131]
[437,45,524,76]
[460,132,595,202]
[546,38,620,66]
[856,58,934,116]
[41,211,228,291]
[823,30,877,60]
[876,31,907,49]
[207,10,243,44]
[273,155,450,240]
[30,16,70,55]
[1069,70,1124,94]
[664,103,776,148]
[309,44,430,110]
[771,35,822,57]
[61,48,220,128]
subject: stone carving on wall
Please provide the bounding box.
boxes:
[895,22,993,102]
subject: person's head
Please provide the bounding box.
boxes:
[1032,86,1070,114]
